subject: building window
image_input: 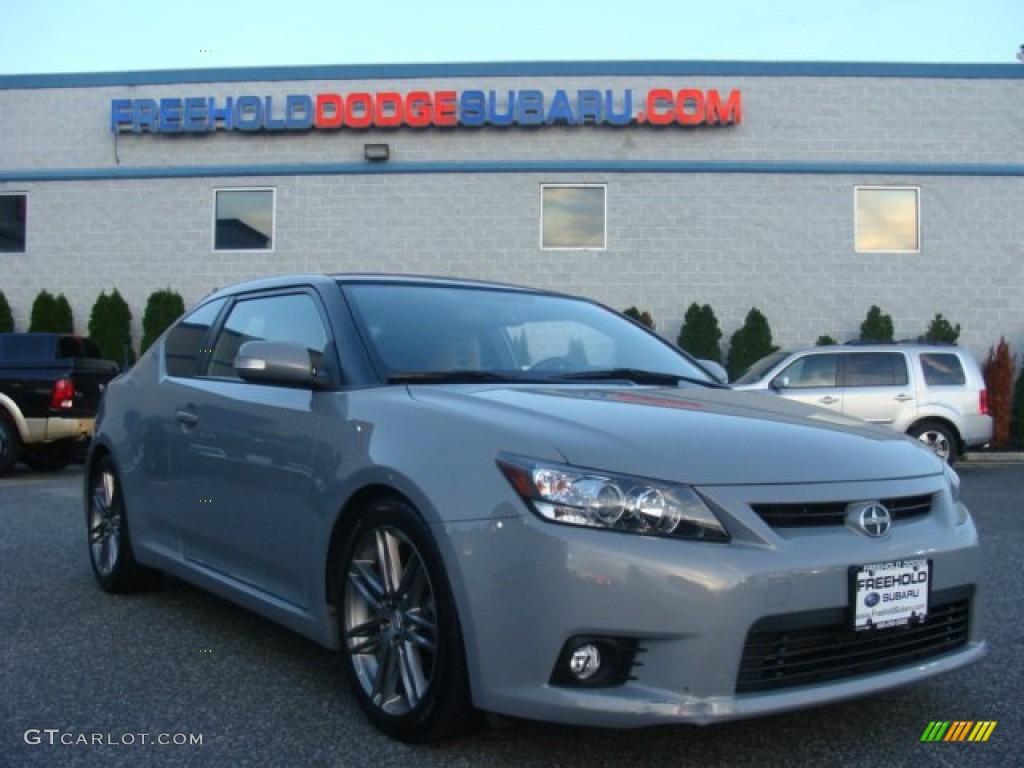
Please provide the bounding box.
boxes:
[541,184,606,250]
[855,187,920,253]
[214,189,275,251]
[0,194,28,253]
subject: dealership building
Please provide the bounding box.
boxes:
[1,60,1022,362]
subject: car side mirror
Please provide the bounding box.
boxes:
[234,340,320,388]
[770,375,790,391]
[698,359,729,385]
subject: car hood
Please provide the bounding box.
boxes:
[407,384,941,485]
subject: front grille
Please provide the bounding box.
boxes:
[751,494,933,528]
[736,587,971,694]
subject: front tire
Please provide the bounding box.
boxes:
[338,497,479,742]
[86,455,162,592]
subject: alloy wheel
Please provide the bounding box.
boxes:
[88,467,122,577]
[344,525,439,716]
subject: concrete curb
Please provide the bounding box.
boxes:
[963,452,1024,463]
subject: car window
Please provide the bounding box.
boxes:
[506,320,617,369]
[920,353,966,386]
[56,337,101,359]
[207,293,328,379]
[732,351,789,385]
[344,282,710,381]
[774,354,840,388]
[843,352,909,387]
[164,298,226,377]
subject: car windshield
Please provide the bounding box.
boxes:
[732,351,791,385]
[342,282,713,385]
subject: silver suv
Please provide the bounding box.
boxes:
[733,343,992,463]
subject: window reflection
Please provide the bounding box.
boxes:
[541,185,606,249]
[855,187,919,252]
[0,194,27,253]
[215,189,274,251]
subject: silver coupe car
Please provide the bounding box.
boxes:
[85,274,985,742]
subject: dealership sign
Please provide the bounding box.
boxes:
[110,88,741,133]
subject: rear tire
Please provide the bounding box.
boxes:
[86,455,162,593]
[337,497,480,742]
[0,418,21,477]
[23,440,76,472]
[908,421,958,465]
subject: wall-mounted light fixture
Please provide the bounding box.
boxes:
[364,143,390,162]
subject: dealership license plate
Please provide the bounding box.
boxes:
[852,559,930,631]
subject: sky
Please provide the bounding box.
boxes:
[0,0,1021,75]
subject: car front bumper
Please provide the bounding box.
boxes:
[438,473,985,728]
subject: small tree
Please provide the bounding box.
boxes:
[727,308,780,379]
[921,313,960,344]
[0,291,13,332]
[141,289,185,352]
[29,290,73,333]
[859,305,894,343]
[816,335,838,346]
[677,303,722,362]
[623,306,655,330]
[982,337,1016,448]
[89,289,134,366]
[54,294,73,333]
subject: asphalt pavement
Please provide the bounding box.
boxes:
[1,460,1021,767]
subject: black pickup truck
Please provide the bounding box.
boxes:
[0,333,119,476]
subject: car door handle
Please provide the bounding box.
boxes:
[819,396,839,405]
[176,409,199,427]
[894,394,914,402]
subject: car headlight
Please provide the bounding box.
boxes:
[498,455,729,542]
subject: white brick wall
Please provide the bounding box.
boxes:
[1,67,1022,364]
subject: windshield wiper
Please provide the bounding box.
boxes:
[387,370,527,385]
[545,368,696,386]
[388,368,724,388]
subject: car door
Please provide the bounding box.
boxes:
[769,352,843,414]
[129,297,228,553]
[173,290,331,609]
[838,351,916,428]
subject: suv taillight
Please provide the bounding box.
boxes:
[51,377,75,410]
[979,389,989,416]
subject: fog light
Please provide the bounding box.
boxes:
[550,635,639,688]
[568,643,601,680]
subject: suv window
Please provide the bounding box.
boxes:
[165,298,226,377]
[920,353,967,386]
[843,352,909,387]
[775,354,840,388]
[207,293,328,379]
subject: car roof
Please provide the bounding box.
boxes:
[784,342,966,354]
[201,273,553,303]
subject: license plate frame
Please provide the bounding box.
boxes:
[851,558,930,632]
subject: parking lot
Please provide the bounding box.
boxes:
[2,461,1021,768]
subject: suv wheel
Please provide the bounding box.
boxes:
[909,421,957,465]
